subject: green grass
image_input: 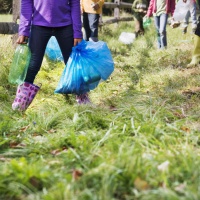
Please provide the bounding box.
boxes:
[0,17,200,200]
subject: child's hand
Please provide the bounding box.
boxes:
[17,35,29,44]
[91,3,100,10]
[138,9,146,13]
[74,38,82,46]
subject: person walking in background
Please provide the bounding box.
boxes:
[197,0,200,7]
[180,0,200,67]
[132,0,150,37]
[187,15,200,67]
[146,0,175,49]
[12,0,87,111]
[80,0,104,42]
[182,1,197,34]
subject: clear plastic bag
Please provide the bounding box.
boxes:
[173,0,192,21]
[45,36,63,62]
[55,40,114,94]
[8,44,31,85]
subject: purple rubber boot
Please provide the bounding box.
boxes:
[76,93,91,105]
[12,82,40,111]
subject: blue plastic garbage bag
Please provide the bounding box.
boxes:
[45,36,63,61]
[55,40,114,94]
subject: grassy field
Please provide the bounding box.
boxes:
[0,14,200,200]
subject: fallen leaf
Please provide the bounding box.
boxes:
[109,105,117,111]
[173,112,185,119]
[51,148,67,156]
[48,129,56,133]
[134,177,150,191]
[51,149,61,156]
[72,169,83,180]
[181,126,190,133]
[9,142,26,149]
[182,87,200,98]
[19,125,30,132]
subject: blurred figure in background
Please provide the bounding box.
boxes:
[180,0,200,67]
[182,0,197,34]
[132,0,150,37]
[81,0,104,42]
[187,15,200,67]
[146,0,175,49]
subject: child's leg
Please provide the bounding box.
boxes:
[82,12,91,41]
[190,3,197,31]
[154,16,161,48]
[133,12,145,36]
[55,25,90,104]
[182,11,190,33]
[159,13,168,48]
[88,13,100,42]
[25,25,51,83]
[55,25,74,65]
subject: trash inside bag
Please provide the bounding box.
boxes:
[8,44,31,85]
[119,32,136,44]
[55,40,114,94]
[45,36,63,62]
[143,17,151,28]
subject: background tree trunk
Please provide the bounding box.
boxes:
[12,0,20,45]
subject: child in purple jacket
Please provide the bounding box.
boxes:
[12,0,90,111]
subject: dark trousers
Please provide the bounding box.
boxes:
[133,12,146,35]
[25,25,74,83]
[82,12,99,41]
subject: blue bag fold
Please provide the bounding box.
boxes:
[45,36,64,62]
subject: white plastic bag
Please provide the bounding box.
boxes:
[173,0,192,21]
[119,32,136,44]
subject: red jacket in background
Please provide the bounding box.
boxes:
[146,0,175,17]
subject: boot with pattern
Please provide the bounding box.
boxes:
[76,93,91,105]
[12,82,40,111]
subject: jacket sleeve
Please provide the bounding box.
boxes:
[170,0,175,16]
[18,0,33,37]
[71,0,83,38]
[80,0,84,13]
[132,0,137,10]
[146,0,154,17]
[97,0,105,7]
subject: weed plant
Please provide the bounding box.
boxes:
[0,15,200,200]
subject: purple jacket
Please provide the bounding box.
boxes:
[19,0,83,38]
[146,0,175,17]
